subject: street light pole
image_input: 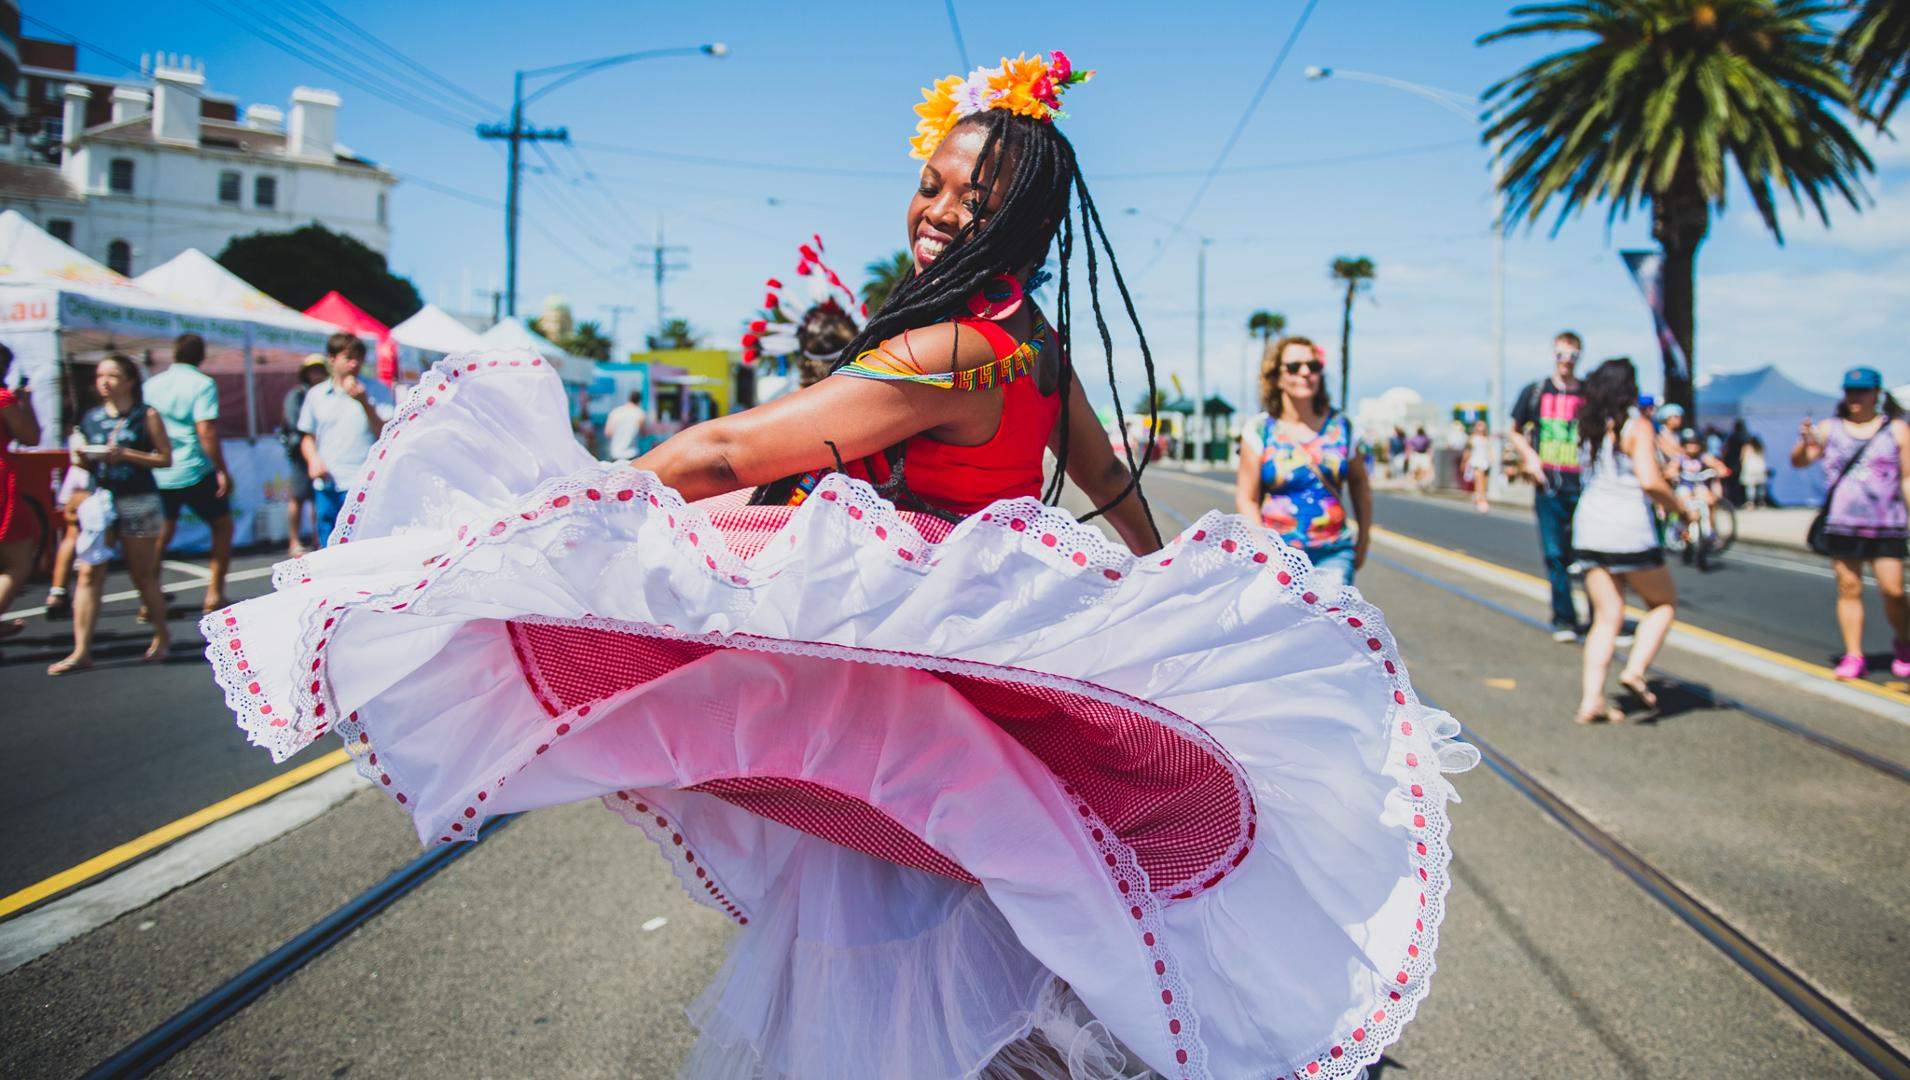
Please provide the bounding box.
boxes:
[1305,66,1506,439]
[479,43,727,318]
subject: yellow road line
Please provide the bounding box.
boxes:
[1373,526,1910,708]
[0,749,351,920]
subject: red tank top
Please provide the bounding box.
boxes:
[848,317,1062,516]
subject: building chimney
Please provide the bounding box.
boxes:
[60,85,91,164]
[151,59,204,146]
[287,87,339,162]
[111,87,152,125]
[243,103,284,131]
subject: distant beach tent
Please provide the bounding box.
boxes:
[1694,364,1836,506]
[391,303,484,366]
[304,290,402,384]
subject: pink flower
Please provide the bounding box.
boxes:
[1050,50,1072,83]
[1032,73,1058,109]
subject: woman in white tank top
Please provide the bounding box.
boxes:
[1570,359,1688,724]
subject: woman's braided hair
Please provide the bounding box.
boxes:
[753,109,1160,536]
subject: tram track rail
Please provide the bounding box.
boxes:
[81,813,520,1079]
[1427,695,1910,1078]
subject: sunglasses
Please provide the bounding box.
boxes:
[1555,350,1581,362]
[1283,360,1325,376]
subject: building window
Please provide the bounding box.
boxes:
[108,158,135,194]
[106,239,132,275]
[376,192,387,225]
[254,175,277,209]
[47,220,74,244]
[217,170,241,205]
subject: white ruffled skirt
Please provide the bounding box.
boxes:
[205,348,1475,1080]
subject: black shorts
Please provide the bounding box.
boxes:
[1821,533,1909,561]
[1574,548,1664,575]
[159,473,230,523]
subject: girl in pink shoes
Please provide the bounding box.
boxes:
[205,53,1472,1078]
[1793,366,1910,680]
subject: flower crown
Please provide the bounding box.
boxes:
[911,51,1095,160]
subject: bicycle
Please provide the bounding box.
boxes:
[1663,481,1736,568]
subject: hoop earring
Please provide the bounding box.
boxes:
[965,274,1024,321]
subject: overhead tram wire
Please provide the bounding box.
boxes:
[560,142,648,240]
[1138,0,1324,279]
[286,0,504,116]
[221,0,498,125]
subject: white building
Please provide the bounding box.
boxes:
[0,53,394,277]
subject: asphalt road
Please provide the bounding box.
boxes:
[0,550,327,901]
[3,473,1906,1077]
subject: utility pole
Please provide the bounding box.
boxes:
[630,222,689,337]
[1195,236,1209,463]
[477,72,569,318]
[477,45,727,320]
[603,303,637,357]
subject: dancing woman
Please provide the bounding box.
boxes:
[206,52,1471,1079]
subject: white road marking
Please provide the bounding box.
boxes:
[2,564,278,621]
[161,560,212,579]
[0,764,366,976]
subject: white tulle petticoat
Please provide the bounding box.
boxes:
[204,347,1476,1080]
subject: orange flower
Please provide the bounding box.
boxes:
[911,73,966,160]
[988,54,1054,120]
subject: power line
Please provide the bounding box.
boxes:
[285,0,503,115]
[1097,138,1471,181]
[228,0,493,123]
[570,139,900,179]
[1158,0,1324,245]
[194,0,478,133]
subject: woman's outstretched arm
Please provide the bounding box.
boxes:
[1054,376,1163,555]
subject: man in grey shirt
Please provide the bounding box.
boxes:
[299,333,394,547]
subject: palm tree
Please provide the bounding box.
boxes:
[1329,257,1375,406]
[861,251,914,316]
[645,318,700,351]
[1481,1,1871,410]
[1843,0,1910,125]
[1246,310,1287,350]
[564,320,612,361]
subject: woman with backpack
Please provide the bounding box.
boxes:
[1235,334,1372,590]
[1792,366,1910,680]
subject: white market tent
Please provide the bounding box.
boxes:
[0,209,252,445]
[392,303,484,368]
[136,248,351,437]
[477,318,595,391]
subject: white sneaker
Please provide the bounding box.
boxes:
[1551,627,1579,643]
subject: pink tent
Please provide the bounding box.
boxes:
[304,290,399,384]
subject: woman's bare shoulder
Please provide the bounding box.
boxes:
[871,319,1005,376]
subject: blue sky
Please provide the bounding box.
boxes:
[41,0,1910,414]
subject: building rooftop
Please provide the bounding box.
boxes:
[0,160,81,202]
[78,116,390,174]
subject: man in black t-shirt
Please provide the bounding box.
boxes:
[1507,331,1586,640]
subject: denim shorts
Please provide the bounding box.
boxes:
[113,493,166,539]
[1306,544,1357,593]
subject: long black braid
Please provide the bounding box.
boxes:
[753,109,1162,543]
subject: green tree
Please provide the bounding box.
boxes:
[1843,0,1910,125]
[1246,310,1287,349]
[564,320,613,361]
[1329,256,1375,406]
[861,250,914,316]
[1481,0,1871,410]
[646,318,701,351]
[218,224,423,327]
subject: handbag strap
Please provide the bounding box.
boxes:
[1820,422,1889,513]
